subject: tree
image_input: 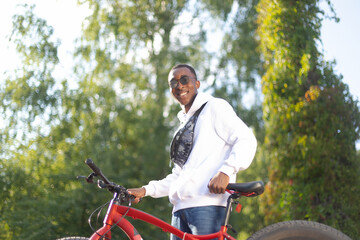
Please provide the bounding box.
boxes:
[257,0,360,238]
[0,5,66,239]
[1,1,265,239]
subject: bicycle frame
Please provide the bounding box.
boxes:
[61,159,351,240]
[83,159,263,240]
[89,192,237,240]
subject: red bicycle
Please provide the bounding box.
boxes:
[57,159,352,240]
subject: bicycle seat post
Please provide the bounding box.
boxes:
[222,194,240,228]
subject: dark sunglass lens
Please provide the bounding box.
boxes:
[170,79,178,88]
[179,76,189,85]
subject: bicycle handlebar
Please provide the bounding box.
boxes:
[85,158,112,185]
[84,158,135,203]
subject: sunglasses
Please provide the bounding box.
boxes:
[169,76,196,89]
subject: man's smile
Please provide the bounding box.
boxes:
[179,91,188,97]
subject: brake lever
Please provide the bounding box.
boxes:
[77,174,96,184]
[97,180,108,189]
[86,172,97,183]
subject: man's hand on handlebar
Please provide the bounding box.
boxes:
[128,187,146,204]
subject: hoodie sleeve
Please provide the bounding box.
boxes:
[210,99,257,176]
[143,165,181,198]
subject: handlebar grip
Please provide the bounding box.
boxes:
[85,158,111,184]
[86,158,101,174]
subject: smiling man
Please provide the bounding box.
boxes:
[128,64,257,240]
[168,64,199,113]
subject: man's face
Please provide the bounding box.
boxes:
[168,67,200,113]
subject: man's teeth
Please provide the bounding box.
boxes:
[180,92,187,96]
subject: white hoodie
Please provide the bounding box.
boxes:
[143,92,257,213]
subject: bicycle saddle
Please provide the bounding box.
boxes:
[227,181,264,197]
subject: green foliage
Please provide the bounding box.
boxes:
[1,4,60,142]
[257,0,360,238]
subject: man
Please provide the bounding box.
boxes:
[128,64,257,239]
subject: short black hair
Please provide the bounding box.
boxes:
[171,64,197,80]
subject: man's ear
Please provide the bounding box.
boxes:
[196,80,200,89]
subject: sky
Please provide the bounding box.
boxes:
[0,0,359,100]
[320,0,360,100]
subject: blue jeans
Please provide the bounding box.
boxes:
[170,206,226,240]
